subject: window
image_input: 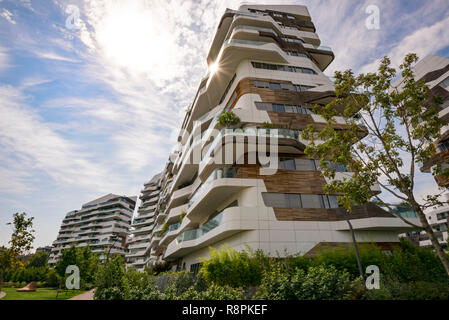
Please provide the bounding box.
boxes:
[219,74,236,104]
[438,140,449,152]
[254,80,270,88]
[282,37,305,44]
[273,13,283,18]
[287,15,296,19]
[285,51,310,59]
[251,61,316,75]
[253,81,314,92]
[294,158,315,171]
[437,212,447,220]
[301,194,322,208]
[262,193,340,209]
[439,76,449,90]
[269,82,281,90]
[280,158,296,170]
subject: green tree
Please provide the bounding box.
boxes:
[54,245,99,289]
[0,212,35,291]
[27,251,49,268]
[94,254,125,300]
[302,53,449,276]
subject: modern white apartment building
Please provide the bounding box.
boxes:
[48,194,136,265]
[403,194,449,250]
[134,4,420,273]
[125,173,162,270]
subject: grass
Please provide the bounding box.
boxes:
[0,287,86,300]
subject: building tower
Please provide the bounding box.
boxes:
[138,4,420,272]
[48,194,136,265]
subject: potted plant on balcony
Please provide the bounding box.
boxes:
[218,111,240,128]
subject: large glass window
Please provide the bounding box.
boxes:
[280,158,296,170]
[300,194,322,208]
[262,193,340,209]
[251,61,316,75]
[439,76,449,90]
[253,81,314,92]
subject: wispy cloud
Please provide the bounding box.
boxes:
[0,85,121,194]
[0,8,16,24]
[35,51,80,63]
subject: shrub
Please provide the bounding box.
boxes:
[218,111,240,127]
[299,265,360,300]
[200,246,263,287]
[122,268,161,300]
[147,261,172,275]
[45,269,60,288]
[362,277,449,300]
[256,264,305,300]
[94,255,125,300]
[257,264,361,300]
[180,284,243,300]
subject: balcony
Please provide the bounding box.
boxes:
[199,127,306,175]
[186,168,259,223]
[166,203,188,224]
[164,207,256,259]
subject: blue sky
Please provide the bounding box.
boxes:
[0,0,449,249]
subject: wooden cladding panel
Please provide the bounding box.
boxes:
[236,165,327,194]
[273,203,394,222]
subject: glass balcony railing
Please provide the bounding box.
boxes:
[188,167,239,208]
[201,127,302,166]
[233,25,278,36]
[177,210,225,244]
[378,204,418,219]
[226,39,268,47]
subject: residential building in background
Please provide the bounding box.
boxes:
[125,173,162,270]
[403,195,449,250]
[35,246,53,254]
[132,4,421,272]
[48,194,136,265]
[394,55,449,187]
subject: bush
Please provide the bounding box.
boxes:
[147,261,172,275]
[180,284,243,300]
[161,271,195,298]
[122,268,161,300]
[362,277,449,300]
[94,255,125,300]
[299,265,360,300]
[45,269,60,288]
[217,111,240,127]
[200,246,263,287]
[257,264,361,300]
[256,264,305,300]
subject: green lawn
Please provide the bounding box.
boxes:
[0,288,86,300]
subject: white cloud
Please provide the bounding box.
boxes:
[35,51,80,63]
[0,85,122,194]
[359,7,449,73]
[1,8,16,24]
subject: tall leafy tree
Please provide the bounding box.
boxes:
[302,53,449,276]
[0,212,35,290]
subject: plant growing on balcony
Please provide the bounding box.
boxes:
[161,222,168,236]
[302,53,449,276]
[218,111,240,127]
[179,211,187,224]
[262,121,276,129]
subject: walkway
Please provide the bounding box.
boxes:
[0,291,5,299]
[68,289,95,300]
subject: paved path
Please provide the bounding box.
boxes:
[69,289,95,300]
[0,291,5,299]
